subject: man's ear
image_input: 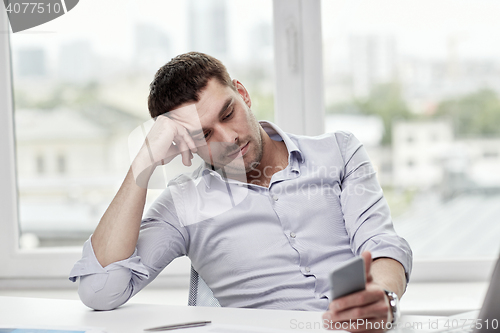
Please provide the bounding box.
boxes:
[232,79,251,108]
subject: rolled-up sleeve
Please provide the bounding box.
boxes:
[69,236,151,310]
[337,132,413,282]
[69,192,188,310]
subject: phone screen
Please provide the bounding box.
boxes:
[330,256,366,300]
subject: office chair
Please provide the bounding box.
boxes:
[188,265,221,307]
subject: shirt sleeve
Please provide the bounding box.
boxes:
[68,190,188,310]
[336,131,413,282]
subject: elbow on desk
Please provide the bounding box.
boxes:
[77,275,131,311]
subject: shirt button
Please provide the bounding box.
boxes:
[272,195,279,201]
[290,232,296,238]
[305,267,311,273]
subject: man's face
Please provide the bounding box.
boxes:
[168,78,263,177]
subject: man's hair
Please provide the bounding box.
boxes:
[148,52,234,118]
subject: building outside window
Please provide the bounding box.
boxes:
[322,0,500,262]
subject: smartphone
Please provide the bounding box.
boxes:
[330,256,366,300]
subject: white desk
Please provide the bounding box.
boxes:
[0,296,324,332]
[0,296,442,333]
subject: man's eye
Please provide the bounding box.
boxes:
[223,108,234,120]
[203,131,211,139]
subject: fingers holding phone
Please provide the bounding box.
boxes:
[330,256,366,301]
[324,252,392,332]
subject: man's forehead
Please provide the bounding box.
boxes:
[194,78,235,118]
[166,103,203,131]
[168,93,233,130]
[169,103,198,118]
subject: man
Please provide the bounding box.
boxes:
[70,52,412,332]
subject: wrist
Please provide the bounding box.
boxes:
[383,289,400,324]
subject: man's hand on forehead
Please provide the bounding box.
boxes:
[165,104,204,137]
[129,100,246,188]
[129,104,206,188]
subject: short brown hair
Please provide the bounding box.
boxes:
[148,52,234,118]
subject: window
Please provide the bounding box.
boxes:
[322,0,500,279]
[9,0,274,249]
[2,0,496,283]
[0,0,277,281]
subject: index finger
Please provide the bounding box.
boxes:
[175,124,200,154]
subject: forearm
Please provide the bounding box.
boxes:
[92,167,148,267]
[92,116,183,267]
[371,257,406,299]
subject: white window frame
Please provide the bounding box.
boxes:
[273,0,325,136]
[0,1,496,287]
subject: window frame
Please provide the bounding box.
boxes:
[273,0,325,136]
[0,0,496,286]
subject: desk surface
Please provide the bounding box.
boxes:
[0,296,325,332]
[0,296,442,333]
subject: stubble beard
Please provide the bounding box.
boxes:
[219,112,264,179]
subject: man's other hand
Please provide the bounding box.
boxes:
[322,252,392,333]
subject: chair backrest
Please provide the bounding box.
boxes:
[188,266,221,307]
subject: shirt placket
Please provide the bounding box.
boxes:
[268,162,313,278]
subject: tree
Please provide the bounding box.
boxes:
[356,83,413,145]
[327,83,413,146]
[433,89,500,138]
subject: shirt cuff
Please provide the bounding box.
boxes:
[69,236,150,283]
[363,237,413,284]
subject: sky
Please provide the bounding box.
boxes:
[6,0,500,62]
[6,0,273,65]
[322,0,500,60]
[4,0,500,91]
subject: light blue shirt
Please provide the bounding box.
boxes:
[69,121,412,311]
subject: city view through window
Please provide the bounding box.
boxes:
[11,0,274,248]
[322,0,500,259]
[10,0,500,261]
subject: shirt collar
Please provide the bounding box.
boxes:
[259,120,304,165]
[198,120,305,188]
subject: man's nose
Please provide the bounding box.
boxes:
[215,124,238,144]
